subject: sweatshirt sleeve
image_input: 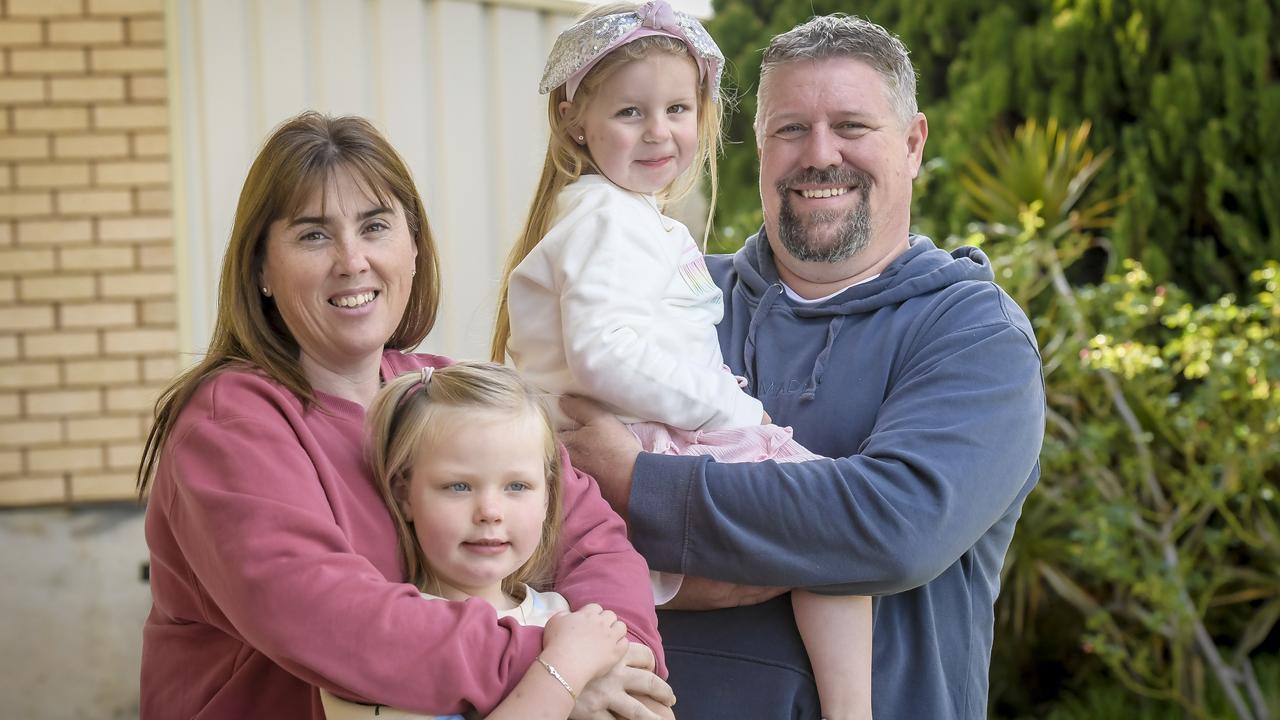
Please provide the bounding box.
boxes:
[627,319,1045,596]
[549,444,667,677]
[553,208,764,431]
[161,403,542,716]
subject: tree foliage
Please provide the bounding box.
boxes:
[949,119,1277,718]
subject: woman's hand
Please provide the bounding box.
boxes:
[541,603,629,694]
[569,642,676,720]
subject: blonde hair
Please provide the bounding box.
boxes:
[137,112,442,496]
[366,361,564,597]
[490,1,724,362]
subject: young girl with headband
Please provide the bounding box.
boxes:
[491,2,871,718]
[321,362,635,720]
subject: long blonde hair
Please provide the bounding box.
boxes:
[366,361,564,596]
[137,112,442,496]
[490,1,724,362]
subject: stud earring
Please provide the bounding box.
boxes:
[261,286,270,296]
[577,135,585,143]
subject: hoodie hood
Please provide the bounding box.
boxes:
[728,230,996,401]
[732,229,994,317]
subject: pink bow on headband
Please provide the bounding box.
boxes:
[638,0,679,30]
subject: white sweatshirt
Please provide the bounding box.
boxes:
[507,175,763,431]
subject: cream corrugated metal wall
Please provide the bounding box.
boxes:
[168,0,589,361]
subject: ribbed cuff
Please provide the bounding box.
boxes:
[628,452,707,575]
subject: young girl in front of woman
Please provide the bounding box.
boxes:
[321,362,634,720]
[491,2,871,718]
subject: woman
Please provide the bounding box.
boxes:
[138,112,670,719]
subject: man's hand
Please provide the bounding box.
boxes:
[570,642,676,720]
[659,575,790,611]
[559,396,642,518]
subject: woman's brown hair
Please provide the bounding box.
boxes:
[137,112,442,496]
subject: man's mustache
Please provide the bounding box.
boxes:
[775,166,873,194]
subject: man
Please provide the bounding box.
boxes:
[562,14,1045,720]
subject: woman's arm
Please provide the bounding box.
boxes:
[151,380,543,716]
[548,444,667,678]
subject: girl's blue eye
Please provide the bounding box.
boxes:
[447,482,469,492]
[507,482,530,492]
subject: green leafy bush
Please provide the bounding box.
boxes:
[960,118,1279,719]
[1035,653,1280,720]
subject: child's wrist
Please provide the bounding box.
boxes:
[534,656,578,700]
[537,648,596,696]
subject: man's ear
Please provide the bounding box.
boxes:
[905,112,929,179]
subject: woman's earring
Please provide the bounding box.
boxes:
[261,286,270,297]
[577,135,585,143]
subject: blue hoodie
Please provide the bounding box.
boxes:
[629,233,1045,719]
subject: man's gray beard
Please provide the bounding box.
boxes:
[775,174,872,263]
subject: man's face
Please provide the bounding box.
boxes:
[756,57,926,278]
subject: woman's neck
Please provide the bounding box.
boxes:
[298,351,383,407]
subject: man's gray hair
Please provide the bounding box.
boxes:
[755,15,918,136]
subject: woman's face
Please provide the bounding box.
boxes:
[260,166,417,377]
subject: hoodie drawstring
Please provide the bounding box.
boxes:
[801,315,845,401]
[743,283,784,393]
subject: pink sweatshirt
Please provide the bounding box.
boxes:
[141,350,663,719]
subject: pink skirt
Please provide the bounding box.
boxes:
[631,415,822,602]
[628,421,821,463]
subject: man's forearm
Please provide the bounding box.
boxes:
[659,575,790,611]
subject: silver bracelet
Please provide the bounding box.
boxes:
[535,656,577,700]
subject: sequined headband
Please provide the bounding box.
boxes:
[538,0,724,103]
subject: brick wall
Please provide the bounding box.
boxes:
[0,0,175,506]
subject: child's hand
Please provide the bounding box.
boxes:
[540,603,629,690]
[761,410,772,425]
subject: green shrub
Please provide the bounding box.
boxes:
[960,118,1279,719]
[1029,653,1280,720]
